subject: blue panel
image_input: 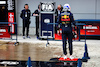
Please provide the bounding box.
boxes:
[40,13,54,37]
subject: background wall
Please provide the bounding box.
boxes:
[16,0,100,35]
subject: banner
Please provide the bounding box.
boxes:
[7,0,16,34]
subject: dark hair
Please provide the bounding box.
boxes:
[24,4,29,8]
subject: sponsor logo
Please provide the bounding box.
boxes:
[0,61,19,65]
[83,25,98,29]
[61,15,69,19]
[8,12,14,23]
[41,3,54,11]
[7,0,14,10]
[8,12,14,33]
[61,18,70,21]
[0,29,6,32]
[44,19,50,23]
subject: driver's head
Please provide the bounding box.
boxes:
[63,3,71,11]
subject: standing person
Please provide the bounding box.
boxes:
[20,4,31,39]
[32,4,40,38]
[57,4,75,59]
[55,5,62,34]
[55,5,62,17]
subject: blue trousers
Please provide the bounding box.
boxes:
[62,26,73,55]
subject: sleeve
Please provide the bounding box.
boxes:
[29,10,31,19]
[20,10,23,18]
[70,13,76,26]
[20,10,26,20]
[55,9,57,15]
[57,14,61,28]
[32,10,36,16]
[57,14,61,24]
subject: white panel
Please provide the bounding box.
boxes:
[54,0,95,13]
[96,14,100,19]
[96,0,100,13]
[0,1,6,4]
[17,13,22,27]
[73,13,95,20]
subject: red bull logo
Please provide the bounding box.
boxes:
[61,15,70,22]
[61,18,70,21]
[61,15,69,19]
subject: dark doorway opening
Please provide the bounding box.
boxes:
[0,2,7,22]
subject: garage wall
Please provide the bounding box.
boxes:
[16,0,100,35]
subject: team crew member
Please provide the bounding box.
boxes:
[20,4,31,39]
[55,5,63,34]
[55,5,63,17]
[57,4,75,59]
[32,4,40,38]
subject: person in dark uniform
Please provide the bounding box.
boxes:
[55,5,62,34]
[57,4,75,59]
[20,4,31,39]
[55,5,63,17]
[32,4,40,38]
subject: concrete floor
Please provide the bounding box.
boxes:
[0,35,100,67]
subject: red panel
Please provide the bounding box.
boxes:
[8,12,14,23]
[59,57,78,61]
[61,18,70,21]
[0,27,10,38]
[8,12,15,34]
[80,25,100,35]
